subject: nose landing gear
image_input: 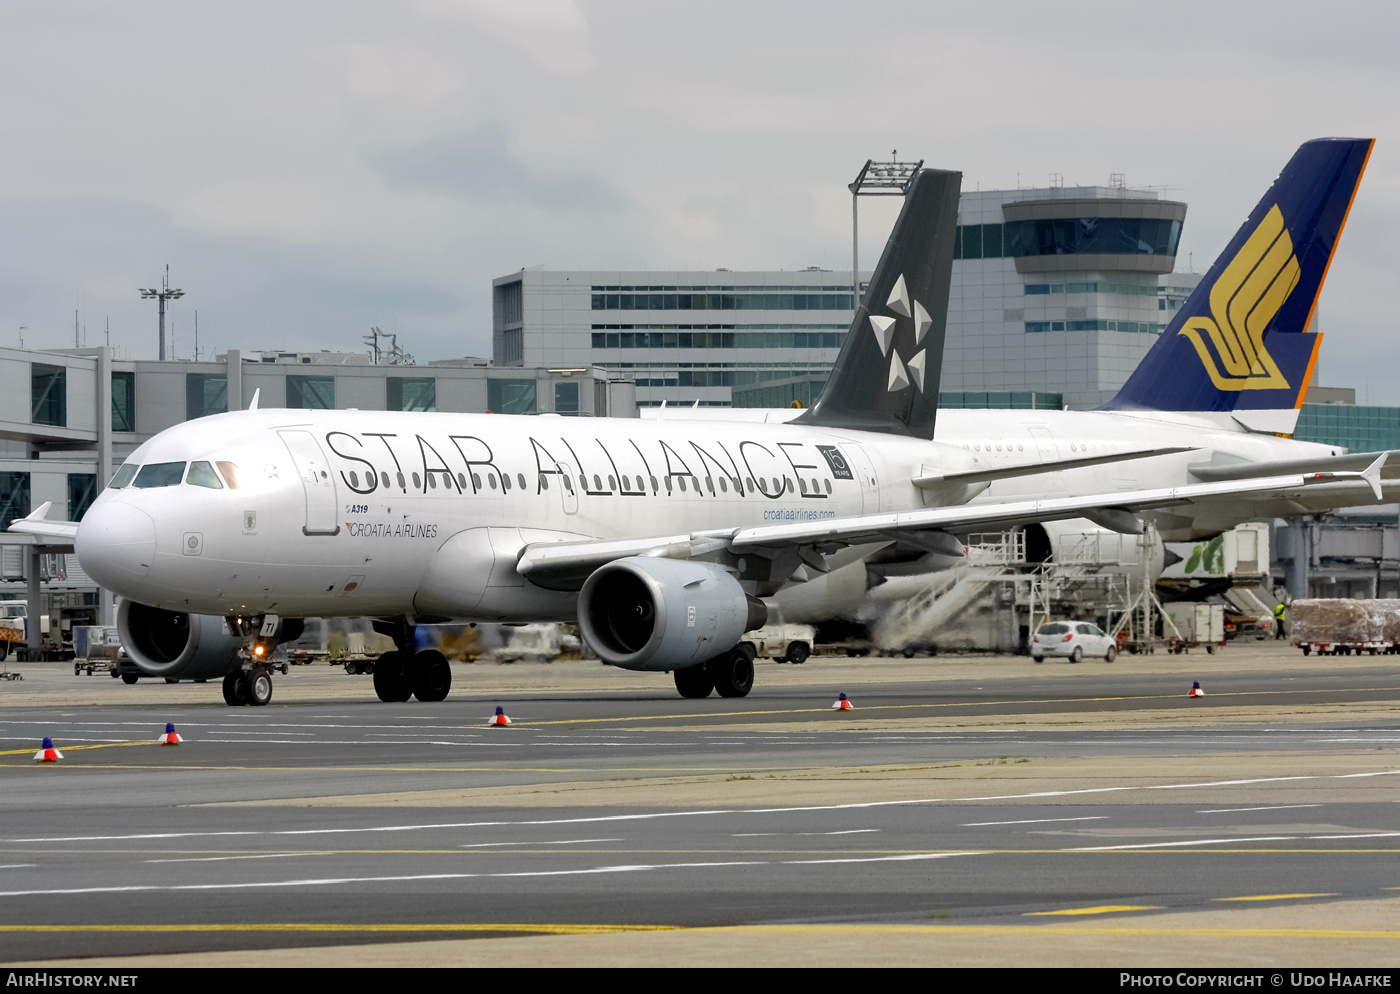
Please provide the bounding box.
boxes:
[222,614,301,707]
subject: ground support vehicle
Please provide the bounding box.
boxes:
[1290,598,1400,656]
[1163,603,1226,654]
[492,624,562,664]
[742,624,816,664]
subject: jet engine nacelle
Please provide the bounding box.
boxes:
[117,600,242,680]
[578,557,768,671]
[1021,519,1166,581]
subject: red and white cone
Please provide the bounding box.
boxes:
[34,737,62,763]
[158,723,182,745]
[489,706,511,727]
[1188,681,1205,698]
[831,692,853,711]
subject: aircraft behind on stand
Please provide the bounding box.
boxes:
[11,138,1387,705]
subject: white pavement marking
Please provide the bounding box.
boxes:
[1071,837,1296,851]
[12,768,1400,844]
[961,816,1109,827]
[0,861,772,897]
[1197,804,1323,813]
[782,852,978,865]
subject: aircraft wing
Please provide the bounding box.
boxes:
[6,502,80,542]
[516,464,1380,587]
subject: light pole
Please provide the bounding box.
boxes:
[139,266,184,361]
[849,152,923,307]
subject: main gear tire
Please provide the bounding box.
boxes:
[708,649,755,698]
[373,651,412,703]
[673,664,714,699]
[411,649,452,702]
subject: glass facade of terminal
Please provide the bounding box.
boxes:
[954,220,1181,260]
[1295,404,1400,453]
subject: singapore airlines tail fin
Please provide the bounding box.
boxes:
[1106,138,1374,415]
[796,168,961,439]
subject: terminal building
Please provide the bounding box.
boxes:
[0,345,636,640]
[493,181,1202,410]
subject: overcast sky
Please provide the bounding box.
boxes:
[3,1,1398,399]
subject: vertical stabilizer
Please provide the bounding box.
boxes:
[1106,138,1373,413]
[796,168,961,437]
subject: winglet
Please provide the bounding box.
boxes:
[23,501,53,521]
[1362,452,1386,500]
[249,388,260,411]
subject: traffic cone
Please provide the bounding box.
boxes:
[33,737,62,762]
[1188,681,1205,698]
[489,705,511,727]
[831,692,853,711]
[158,723,182,745]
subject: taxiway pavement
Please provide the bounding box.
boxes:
[0,643,1397,966]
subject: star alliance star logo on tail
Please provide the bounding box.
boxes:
[870,273,931,393]
[1177,204,1299,391]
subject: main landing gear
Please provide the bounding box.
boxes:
[371,619,453,703]
[672,644,755,700]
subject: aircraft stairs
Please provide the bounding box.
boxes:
[872,527,1182,654]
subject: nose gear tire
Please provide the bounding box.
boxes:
[247,671,273,706]
[222,671,248,706]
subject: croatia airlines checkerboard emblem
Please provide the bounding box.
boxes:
[1176,205,1298,392]
[870,273,932,394]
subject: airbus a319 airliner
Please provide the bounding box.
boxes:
[12,138,1388,706]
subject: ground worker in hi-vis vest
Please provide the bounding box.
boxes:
[1275,601,1287,639]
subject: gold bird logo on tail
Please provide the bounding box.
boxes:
[1177,204,1299,391]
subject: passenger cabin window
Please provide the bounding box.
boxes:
[109,464,138,489]
[186,461,224,490]
[132,462,187,489]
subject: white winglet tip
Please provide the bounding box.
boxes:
[1363,452,1386,500]
[248,388,260,411]
[24,501,52,521]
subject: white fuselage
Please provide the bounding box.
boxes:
[76,406,1347,621]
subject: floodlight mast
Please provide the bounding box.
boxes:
[849,152,923,307]
[138,265,184,361]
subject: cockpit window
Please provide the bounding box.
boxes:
[216,461,244,489]
[109,464,138,489]
[186,461,224,490]
[132,462,187,489]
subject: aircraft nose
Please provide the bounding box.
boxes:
[75,502,157,593]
